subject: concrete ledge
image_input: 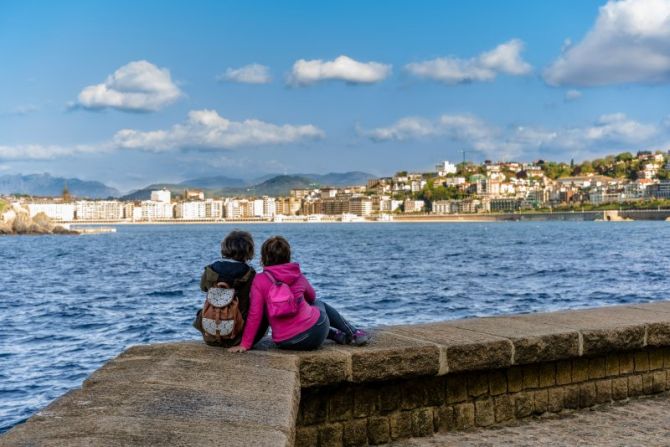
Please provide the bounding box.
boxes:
[5,302,670,446]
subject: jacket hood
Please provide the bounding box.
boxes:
[263,262,303,285]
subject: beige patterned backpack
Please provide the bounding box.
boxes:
[200,282,244,343]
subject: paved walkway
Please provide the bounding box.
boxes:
[390,394,670,447]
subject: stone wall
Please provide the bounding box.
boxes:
[295,347,670,446]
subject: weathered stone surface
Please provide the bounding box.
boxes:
[488,370,507,396]
[547,387,563,413]
[467,372,489,397]
[318,423,343,447]
[515,392,533,418]
[389,413,411,440]
[342,419,368,447]
[595,379,612,404]
[556,360,572,385]
[298,348,350,388]
[344,330,441,383]
[453,403,475,430]
[445,374,468,404]
[649,349,664,370]
[2,342,300,447]
[563,385,580,409]
[612,377,628,401]
[435,406,454,432]
[628,375,644,397]
[411,408,435,437]
[579,382,597,407]
[533,389,549,414]
[474,399,495,426]
[388,324,512,372]
[448,317,580,364]
[494,395,514,422]
[589,357,607,379]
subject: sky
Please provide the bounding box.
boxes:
[1,0,670,191]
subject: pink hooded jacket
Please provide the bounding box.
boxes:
[240,262,320,349]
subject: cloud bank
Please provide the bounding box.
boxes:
[113,109,324,151]
[75,60,182,112]
[218,64,272,84]
[288,55,391,85]
[544,0,670,86]
[405,39,532,84]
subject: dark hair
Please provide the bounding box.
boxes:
[261,236,291,266]
[221,230,254,262]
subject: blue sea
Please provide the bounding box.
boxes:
[1,221,669,432]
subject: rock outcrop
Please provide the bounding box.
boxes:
[0,203,78,235]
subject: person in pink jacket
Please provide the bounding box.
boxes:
[229,236,368,352]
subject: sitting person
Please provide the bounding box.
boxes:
[193,230,267,347]
[229,236,368,352]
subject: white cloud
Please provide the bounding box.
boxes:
[288,55,391,85]
[565,89,582,101]
[405,39,532,84]
[113,109,325,151]
[75,60,182,112]
[218,64,272,84]
[544,0,670,86]
[364,112,660,159]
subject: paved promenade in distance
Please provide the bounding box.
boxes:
[390,394,670,447]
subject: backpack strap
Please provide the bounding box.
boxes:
[264,270,280,284]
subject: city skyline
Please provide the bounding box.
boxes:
[2,0,670,190]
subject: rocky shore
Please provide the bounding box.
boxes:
[0,202,78,235]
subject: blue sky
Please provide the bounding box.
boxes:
[1,0,670,191]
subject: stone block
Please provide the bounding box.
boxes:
[328,388,353,422]
[446,374,468,404]
[522,364,540,389]
[634,351,649,372]
[494,394,514,422]
[424,377,447,406]
[353,386,379,418]
[411,408,435,437]
[595,379,612,404]
[539,363,556,388]
[507,366,523,392]
[533,389,549,414]
[663,347,670,368]
[318,423,343,447]
[515,392,533,418]
[556,360,572,385]
[435,405,454,432]
[388,324,512,373]
[649,349,664,370]
[474,399,495,427]
[388,413,411,441]
[605,354,619,377]
[628,375,643,397]
[368,416,391,445]
[564,385,580,409]
[488,370,507,395]
[301,389,329,425]
[295,426,318,447]
[572,358,589,383]
[579,382,596,408]
[299,350,350,388]
[646,322,670,346]
[453,402,475,430]
[467,372,489,397]
[652,371,666,393]
[343,419,368,447]
[612,377,628,401]
[588,357,606,379]
[378,383,400,413]
[547,387,563,413]
[346,331,441,383]
[619,352,634,374]
[401,380,428,410]
[451,316,579,364]
[642,373,654,394]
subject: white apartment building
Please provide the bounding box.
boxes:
[74,201,124,220]
[436,161,458,176]
[349,197,373,216]
[403,199,425,213]
[205,199,223,219]
[175,201,207,219]
[262,196,276,218]
[379,199,402,212]
[252,199,264,217]
[26,203,75,221]
[431,200,459,214]
[140,201,174,220]
[150,189,171,203]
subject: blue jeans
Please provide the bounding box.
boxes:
[276,300,357,351]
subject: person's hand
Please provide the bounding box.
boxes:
[228,346,248,353]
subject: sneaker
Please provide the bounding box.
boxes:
[350,329,370,346]
[329,329,348,345]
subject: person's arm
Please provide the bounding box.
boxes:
[303,275,316,304]
[232,276,265,352]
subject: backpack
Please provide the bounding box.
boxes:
[200,282,245,344]
[264,271,300,318]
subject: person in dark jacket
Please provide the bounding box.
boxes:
[193,230,268,347]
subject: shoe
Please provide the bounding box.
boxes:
[350,329,370,346]
[329,329,348,345]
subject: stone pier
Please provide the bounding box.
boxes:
[4,301,670,446]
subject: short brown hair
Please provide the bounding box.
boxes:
[221,230,254,262]
[261,236,291,266]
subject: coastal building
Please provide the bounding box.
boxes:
[140,200,174,220]
[150,189,171,203]
[74,200,124,220]
[26,203,75,221]
[432,200,459,214]
[403,199,425,213]
[205,199,223,219]
[184,189,205,201]
[175,201,207,219]
[348,197,373,216]
[435,160,458,176]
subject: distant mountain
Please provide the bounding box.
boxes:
[303,171,375,186]
[232,175,318,197]
[120,183,186,201]
[178,175,246,189]
[0,174,120,199]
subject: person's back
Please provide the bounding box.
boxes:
[193,230,267,347]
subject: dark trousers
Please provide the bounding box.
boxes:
[276,300,357,351]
